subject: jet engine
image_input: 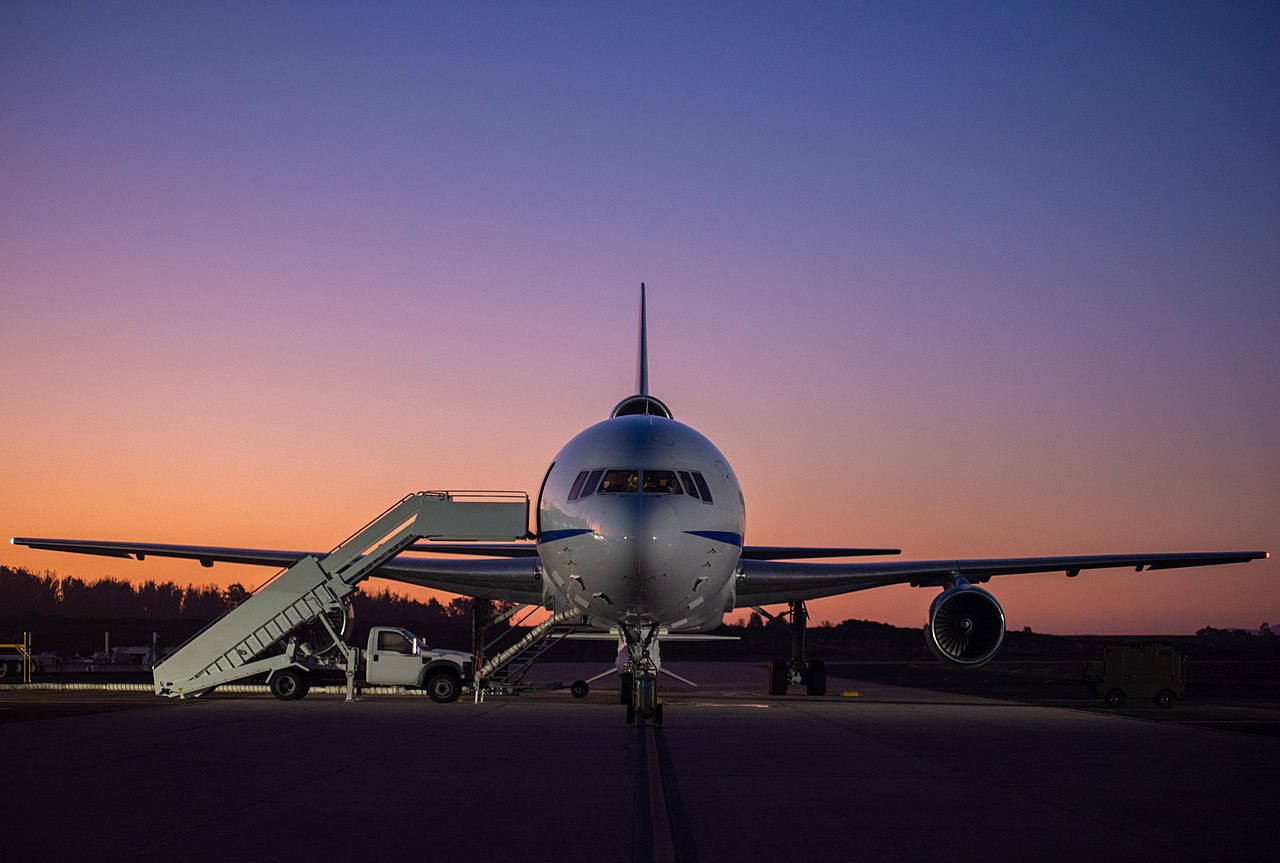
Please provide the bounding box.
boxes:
[925,582,1005,666]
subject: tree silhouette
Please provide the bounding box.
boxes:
[181,584,225,619]
[225,584,250,607]
[138,581,183,618]
[0,567,59,615]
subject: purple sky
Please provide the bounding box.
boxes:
[2,2,1276,633]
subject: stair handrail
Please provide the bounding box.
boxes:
[478,609,583,679]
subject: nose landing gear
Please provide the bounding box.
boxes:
[628,673,663,725]
[621,625,664,725]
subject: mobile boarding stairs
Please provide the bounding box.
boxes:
[152,491,529,698]
[473,607,588,699]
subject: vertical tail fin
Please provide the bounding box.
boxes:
[636,282,649,396]
[610,282,671,418]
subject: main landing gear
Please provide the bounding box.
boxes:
[620,625,663,726]
[764,600,828,697]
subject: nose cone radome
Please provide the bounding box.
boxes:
[592,498,683,619]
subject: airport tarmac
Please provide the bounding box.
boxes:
[1,662,1272,862]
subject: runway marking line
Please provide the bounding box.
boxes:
[633,722,699,863]
[646,727,676,862]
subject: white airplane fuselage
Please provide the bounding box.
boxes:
[536,408,745,633]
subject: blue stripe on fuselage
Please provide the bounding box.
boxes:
[684,530,743,547]
[537,528,593,544]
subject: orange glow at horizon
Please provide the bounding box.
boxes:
[4,354,1274,636]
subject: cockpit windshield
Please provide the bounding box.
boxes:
[642,470,681,493]
[599,469,639,493]
[568,468,713,502]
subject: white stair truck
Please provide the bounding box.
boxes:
[151,491,527,700]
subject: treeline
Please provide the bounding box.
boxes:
[1,566,242,620]
[0,565,487,652]
[0,565,479,622]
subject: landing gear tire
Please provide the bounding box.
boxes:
[570,679,590,699]
[637,676,657,719]
[768,659,790,696]
[425,670,461,703]
[627,675,657,724]
[1104,688,1127,708]
[1154,689,1175,709]
[805,660,827,696]
[620,672,633,705]
[269,668,309,701]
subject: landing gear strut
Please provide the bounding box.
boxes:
[621,625,663,725]
[763,600,827,696]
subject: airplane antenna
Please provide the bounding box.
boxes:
[637,283,649,396]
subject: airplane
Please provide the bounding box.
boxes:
[12,286,1267,723]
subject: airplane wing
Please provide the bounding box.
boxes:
[13,537,1266,608]
[375,556,541,602]
[11,536,901,567]
[734,551,1268,606]
[400,543,901,559]
[10,537,544,603]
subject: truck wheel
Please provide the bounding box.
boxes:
[0,660,11,678]
[570,680,590,699]
[269,668,309,701]
[1154,689,1176,709]
[1104,688,1126,708]
[425,670,461,703]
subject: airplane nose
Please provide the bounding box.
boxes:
[596,497,679,614]
[637,499,679,568]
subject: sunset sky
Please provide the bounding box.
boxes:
[2,2,1276,634]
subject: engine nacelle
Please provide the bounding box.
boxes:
[925,583,1005,666]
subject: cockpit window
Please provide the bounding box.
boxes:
[678,470,699,499]
[599,469,639,493]
[692,472,713,503]
[642,470,682,494]
[570,469,604,500]
[568,471,590,501]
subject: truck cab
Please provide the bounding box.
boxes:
[364,626,472,702]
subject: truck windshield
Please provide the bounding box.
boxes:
[377,630,417,655]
